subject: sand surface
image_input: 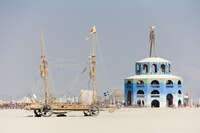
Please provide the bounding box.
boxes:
[0,108,200,133]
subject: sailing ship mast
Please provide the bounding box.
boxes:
[90,35,96,104]
[87,25,97,105]
[40,30,49,104]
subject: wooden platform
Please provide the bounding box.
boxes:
[25,103,91,111]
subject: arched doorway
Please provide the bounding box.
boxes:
[178,100,182,107]
[137,100,141,106]
[127,91,132,106]
[142,100,144,106]
[151,100,160,108]
[137,99,145,107]
[166,94,173,107]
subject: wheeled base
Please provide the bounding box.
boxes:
[32,104,100,117]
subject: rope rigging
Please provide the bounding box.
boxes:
[30,26,107,103]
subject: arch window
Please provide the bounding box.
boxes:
[127,81,131,85]
[137,90,144,94]
[137,90,145,98]
[151,80,160,88]
[168,64,171,73]
[178,80,182,87]
[151,90,160,97]
[152,64,157,73]
[142,64,148,73]
[166,80,173,88]
[161,64,166,73]
[178,90,182,95]
[136,64,140,73]
[127,81,132,88]
[151,90,160,94]
[137,80,144,88]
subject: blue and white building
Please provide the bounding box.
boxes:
[124,27,183,107]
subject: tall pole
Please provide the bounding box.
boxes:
[40,30,48,104]
[91,35,96,105]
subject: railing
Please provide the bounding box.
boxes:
[151,94,160,98]
[136,84,144,88]
[178,85,182,88]
[150,84,160,88]
[137,94,145,98]
[166,84,173,88]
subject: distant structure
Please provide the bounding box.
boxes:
[105,89,124,105]
[183,93,189,107]
[124,26,183,107]
[79,90,93,104]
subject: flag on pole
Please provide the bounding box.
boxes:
[85,25,96,40]
[90,25,96,34]
[104,88,112,96]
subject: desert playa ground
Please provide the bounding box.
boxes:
[0,108,200,133]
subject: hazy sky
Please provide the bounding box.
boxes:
[0,0,200,100]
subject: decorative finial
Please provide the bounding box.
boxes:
[149,25,156,57]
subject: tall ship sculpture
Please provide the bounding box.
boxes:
[25,26,100,117]
[124,26,183,107]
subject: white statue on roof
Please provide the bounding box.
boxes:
[149,26,156,57]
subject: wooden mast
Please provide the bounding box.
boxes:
[89,34,96,105]
[40,30,48,104]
